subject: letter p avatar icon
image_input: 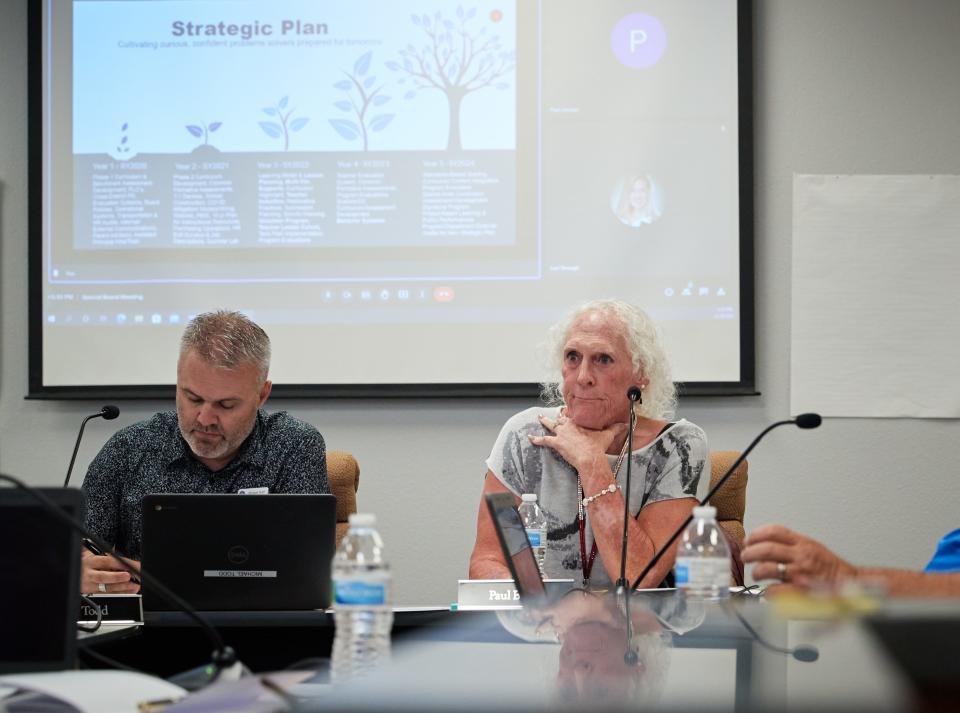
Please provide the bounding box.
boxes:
[630,29,648,52]
[612,13,666,69]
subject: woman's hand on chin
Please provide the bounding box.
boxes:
[528,413,627,471]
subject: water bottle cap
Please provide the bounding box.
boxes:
[692,505,717,519]
[348,513,376,526]
[521,493,537,502]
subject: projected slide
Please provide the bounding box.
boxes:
[68,0,519,280]
[38,0,745,390]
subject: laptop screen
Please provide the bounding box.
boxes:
[485,492,547,601]
[0,488,83,673]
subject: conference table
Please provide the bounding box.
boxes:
[64,588,960,712]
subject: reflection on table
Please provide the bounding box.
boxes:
[292,590,913,712]
[65,591,960,712]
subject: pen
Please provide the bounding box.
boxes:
[82,537,105,555]
[137,698,180,712]
[83,538,142,584]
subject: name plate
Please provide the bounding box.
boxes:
[79,594,144,625]
[456,579,575,610]
[203,569,277,578]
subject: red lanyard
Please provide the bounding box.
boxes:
[576,441,630,587]
[577,498,600,586]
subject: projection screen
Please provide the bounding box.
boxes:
[29,0,754,397]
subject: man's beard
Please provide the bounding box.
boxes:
[180,422,253,461]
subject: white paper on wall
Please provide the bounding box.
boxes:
[791,174,960,418]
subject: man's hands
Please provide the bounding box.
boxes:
[80,548,141,594]
[742,524,857,591]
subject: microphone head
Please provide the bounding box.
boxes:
[623,649,639,666]
[792,645,820,662]
[100,405,120,420]
[212,645,238,667]
[794,413,822,429]
[626,386,642,402]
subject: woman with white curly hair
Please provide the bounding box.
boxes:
[469,299,709,589]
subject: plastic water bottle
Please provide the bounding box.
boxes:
[518,493,547,577]
[331,513,393,683]
[674,506,730,600]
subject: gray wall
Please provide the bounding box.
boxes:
[3,1,960,605]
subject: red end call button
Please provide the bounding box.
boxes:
[433,286,455,302]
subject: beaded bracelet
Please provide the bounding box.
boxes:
[581,483,618,507]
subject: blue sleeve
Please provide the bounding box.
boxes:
[923,528,960,573]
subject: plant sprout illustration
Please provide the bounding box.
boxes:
[116,122,131,155]
[328,51,394,151]
[387,6,515,150]
[186,121,222,147]
[259,96,310,151]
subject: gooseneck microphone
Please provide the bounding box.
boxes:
[64,405,120,487]
[793,413,822,429]
[630,413,822,591]
[619,386,643,665]
[724,600,819,662]
[617,386,643,590]
[0,471,239,685]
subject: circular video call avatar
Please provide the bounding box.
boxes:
[611,174,663,227]
[611,13,667,69]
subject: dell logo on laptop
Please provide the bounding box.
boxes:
[227,545,250,564]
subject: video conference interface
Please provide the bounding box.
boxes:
[40,0,743,387]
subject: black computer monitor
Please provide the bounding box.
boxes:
[0,487,84,673]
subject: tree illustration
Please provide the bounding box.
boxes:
[116,122,131,155]
[259,96,309,151]
[387,6,515,150]
[328,51,394,151]
[186,120,222,147]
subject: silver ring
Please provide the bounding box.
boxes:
[776,562,787,581]
[98,582,107,593]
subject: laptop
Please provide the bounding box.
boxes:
[0,488,83,673]
[485,491,567,605]
[141,494,336,611]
